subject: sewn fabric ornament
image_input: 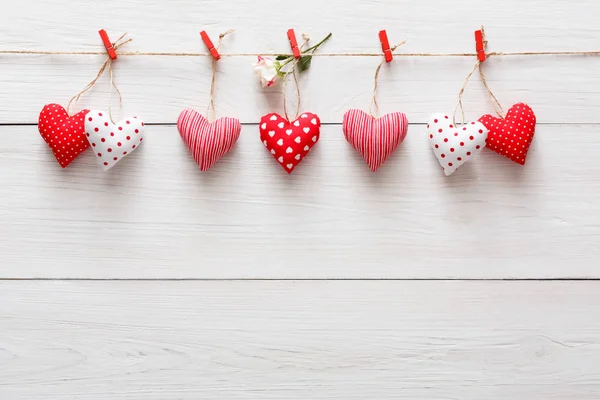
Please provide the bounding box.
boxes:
[428,114,488,176]
[260,112,321,173]
[343,109,408,171]
[84,110,145,171]
[177,109,241,171]
[478,103,536,165]
[38,104,90,168]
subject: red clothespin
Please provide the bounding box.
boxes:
[287,29,301,59]
[379,30,393,62]
[474,29,486,62]
[200,30,221,60]
[99,29,117,60]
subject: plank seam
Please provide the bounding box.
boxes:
[0,123,597,127]
[1,278,599,282]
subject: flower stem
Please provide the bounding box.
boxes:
[302,33,332,54]
[279,57,294,68]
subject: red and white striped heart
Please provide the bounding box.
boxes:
[343,109,408,171]
[428,114,488,176]
[84,110,145,171]
[177,109,241,171]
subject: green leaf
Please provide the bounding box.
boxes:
[298,55,312,72]
[276,55,290,61]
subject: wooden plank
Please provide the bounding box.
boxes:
[1,0,600,124]
[1,280,600,399]
[1,0,599,53]
[1,124,599,279]
[0,55,599,124]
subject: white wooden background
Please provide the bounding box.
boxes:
[1,0,600,398]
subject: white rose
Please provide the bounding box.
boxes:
[253,56,279,87]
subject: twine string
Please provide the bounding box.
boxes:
[369,40,407,118]
[4,31,598,123]
[478,61,505,118]
[453,60,481,126]
[282,61,301,121]
[207,28,235,122]
[2,50,599,57]
[477,26,504,118]
[282,34,309,121]
[66,33,131,123]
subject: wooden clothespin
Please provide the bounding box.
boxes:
[474,28,486,62]
[99,29,117,60]
[287,29,301,59]
[379,30,393,62]
[200,30,221,60]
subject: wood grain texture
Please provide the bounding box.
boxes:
[1,281,600,399]
[1,55,599,124]
[1,0,600,396]
[2,0,599,53]
[0,0,599,124]
[1,124,599,279]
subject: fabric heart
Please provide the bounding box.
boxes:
[84,110,145,171]
[38,104,90,168]
[428,114,488,176]
[478,103,536,165]
[260,112,321,173]
[343,109,408,171]
[177,109,241,171]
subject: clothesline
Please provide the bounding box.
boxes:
[1,50,599,57]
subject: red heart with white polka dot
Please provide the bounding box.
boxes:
[428,114,488,176]
[478,103,536,165]
[84,110,145,171]
[38,104,90,168]
[260,112,321,174]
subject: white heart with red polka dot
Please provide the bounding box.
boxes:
[427,114,488,176]
[84,110,145,171]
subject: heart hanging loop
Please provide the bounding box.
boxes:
[206,29,235,122]
[452,60,481,126]
[66,32,132,123]
[477,61,505,118]
[276,32,332,122]
[282,69,301,122]
[453,25,505,126]
[281,34,310,121]
[368,38,407,118]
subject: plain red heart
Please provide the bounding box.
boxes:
[177,109,241,171]
[343,109,408,171]
[259,112,321,174]
[478,103,536,165]
[38,104,90,168]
